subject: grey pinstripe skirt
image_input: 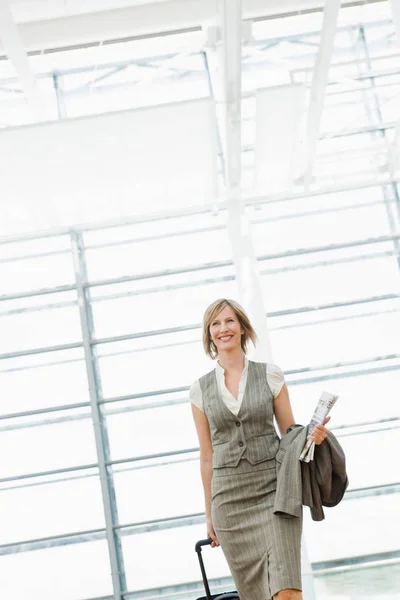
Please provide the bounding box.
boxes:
[211,458,302,600]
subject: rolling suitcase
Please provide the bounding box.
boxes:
[195,538,239,600]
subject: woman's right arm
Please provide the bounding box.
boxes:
[191,404,220,548]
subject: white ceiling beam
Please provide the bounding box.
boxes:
[0,0,367,56]
[0,0,46,120]
[302,0,341,186]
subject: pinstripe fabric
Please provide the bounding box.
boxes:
[202,361,302,600]
[200,361,279,468]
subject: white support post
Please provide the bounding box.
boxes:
[303,0,341,187]
[216,0,272,362]
[391,0,400,36]
[388,0,400,174]
[0,0,47,121]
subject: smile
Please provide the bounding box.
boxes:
[219,335,233,341]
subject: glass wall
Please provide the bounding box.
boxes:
[1,1,400,599]
[1,180,399,599]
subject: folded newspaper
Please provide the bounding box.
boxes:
[299,391,339,463]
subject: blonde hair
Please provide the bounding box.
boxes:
[203,298,258,359]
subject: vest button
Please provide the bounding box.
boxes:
[236,421,241,427]
[238,441,244,447]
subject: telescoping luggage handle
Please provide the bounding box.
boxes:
[195,538,213,600]
[195,538,239,600]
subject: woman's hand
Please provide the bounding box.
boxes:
[310,416,331,445]
[207,518,220,548]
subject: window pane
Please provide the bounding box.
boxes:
[114,458,202,524]
[252,201,393,255]
[260,253,400,312]
[84,227,232,282]
[0,237,74,295]
[0,349,88,414]
[288,368,400,427]
[0,291,81,354]
[121,523,231,592]
[0,410,97,478]
[107,403,197,461]
[304,492,400,562]
[0,539,112,600]
[270,310,400,371]
[91,279,237,339]
[0,471,104,544]
[98,336,212,399]
[338,428,399,489]
[314,562,400,600]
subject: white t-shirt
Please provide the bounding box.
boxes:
[189,355,285,416]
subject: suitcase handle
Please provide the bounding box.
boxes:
[195,538,213,552]
[195,538,213,600]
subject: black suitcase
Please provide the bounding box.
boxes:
[195,538,239,600]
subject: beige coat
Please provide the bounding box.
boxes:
[274,424,349,521]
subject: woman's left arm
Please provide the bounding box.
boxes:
[273,383,330,443]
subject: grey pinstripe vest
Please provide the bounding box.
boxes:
[199,360,280,469]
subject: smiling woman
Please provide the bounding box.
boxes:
[190,298,330,600]
[206,299,257,360]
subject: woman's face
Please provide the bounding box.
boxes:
[209,306,244,355]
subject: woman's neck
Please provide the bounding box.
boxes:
[217,350,245,374]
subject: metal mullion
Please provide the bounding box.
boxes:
[0,248,70,263]
[101,386,188,405]
[0,462,98,484]
[90,293,400,346]
[332,416,400,432]
[2,482,398,555]
[338,423,400,437]
[0,341,83,361]
[85,223,225,250]
[1,294,399,366]
[91,274,235,302]
[261,250,399,274]
[1,179,399,247]
[1,248,397,314]
[83,260,233,289]
[80,232,400,291]
[355,26,400,274]
[0,527,106,553]
[312,548,400,571]
[115,512,204,533]
[85,258,394,301]
[70,230,126,599]
[106,448,199,468]
[0,447,199,485]
[52,72,67,120]
[84,189,399,253]
[289,362,400,385]
[0,401,90,421]
[92,323,199,345]
[3,411,398,481]
[0,283,76,302]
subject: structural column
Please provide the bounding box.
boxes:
[215,0,272,362]
[303,0,341,187]
[70,231,126,600]
[0,0,47,120]
[215,3,317,597]
[389,0,400,174]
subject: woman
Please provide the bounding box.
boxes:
[190,298,329,600]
